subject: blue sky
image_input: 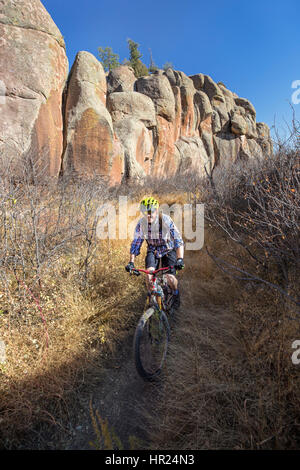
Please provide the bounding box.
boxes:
[43,0,300,141]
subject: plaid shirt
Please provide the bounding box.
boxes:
[130,213,184,258]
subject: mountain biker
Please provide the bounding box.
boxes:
[125,197,184,309]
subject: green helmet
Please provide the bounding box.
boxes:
[140,196,159,214]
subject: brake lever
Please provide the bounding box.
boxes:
[132,269,141,276]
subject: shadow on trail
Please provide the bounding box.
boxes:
[68,329,162,450]
[2,262,189,450]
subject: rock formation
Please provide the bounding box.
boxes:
[106,65,136,94]
[0,0,273,185]
[63,61,273,182]
[0,0,68,177]
[61,51,123,184]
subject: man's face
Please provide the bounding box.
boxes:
[144,208,158,223]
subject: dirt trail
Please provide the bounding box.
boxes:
[65,332,160,450]
[60,251,219,450]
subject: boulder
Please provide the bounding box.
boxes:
[175,70,194,88]
[212,110,222,134]
[163,68,177,87]
[232,98,257,138]
[213,132,243,165]
[202,75,225,104]
[218,83,236,115]
[213,102,231,133]
[194,91,213,123]
[256,122,272,155]
[231,112,248,135]
[244,114,257,139]
[163,71,182,140]
[0,0,65,43]
[107,91,156,128]
[107,90,157,179]
[114,118,153,179]
[244,138,264,159]
[189,73,205,90]
[0,0,68,177]
[107,65,136,94]
[62,51,123,181]
[136,73,175,122]
[256,122,270,139]
[175,136,212,177]
[234,97,256,118]
[199,77,231,132]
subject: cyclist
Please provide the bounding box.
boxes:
[125,197,184,309]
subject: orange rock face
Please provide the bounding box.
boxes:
[31,89,63,176]
[0,0,68,178]
[172,86,182,142]
[180,84,197,138]
[62,51,124,182]
[152,116,179,177]
[110,135,125,185]
[64,108,112,176]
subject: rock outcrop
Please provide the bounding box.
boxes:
[0,0,68,177]
[106,91,156,179]
[0,0,273,184]
[62,51,123,183]
[107,91,156,128]
[107,65,136,94]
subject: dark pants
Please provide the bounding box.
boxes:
[145,249,177,275]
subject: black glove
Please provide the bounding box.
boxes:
[125,261,135,273]
[175,258,185,270]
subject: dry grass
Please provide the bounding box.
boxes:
[145,149,300,450]
[0,175,193,449]
[0,176,151,449]
[1,162,299,450]
[0,238,144,448]
[146,226,300,449]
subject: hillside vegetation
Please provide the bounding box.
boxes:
[147,134,300,449]
[0,130,299,449]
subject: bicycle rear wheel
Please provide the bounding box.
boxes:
[134,307,170,381]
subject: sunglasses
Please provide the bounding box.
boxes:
[141,207,158,216]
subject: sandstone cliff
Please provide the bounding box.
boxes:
[0,0,272,184]
[0,0,68,177]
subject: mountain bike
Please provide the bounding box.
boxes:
[129,265,175,381]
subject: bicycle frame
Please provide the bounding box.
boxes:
[131,266,174,312]
[131,266,176,381]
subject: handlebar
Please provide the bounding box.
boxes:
[130,266,174,276]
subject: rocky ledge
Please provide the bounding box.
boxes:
[0,0,272,184]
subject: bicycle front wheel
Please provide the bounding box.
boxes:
[133,307,170,381]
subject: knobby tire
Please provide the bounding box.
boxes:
[133,307,170,381]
